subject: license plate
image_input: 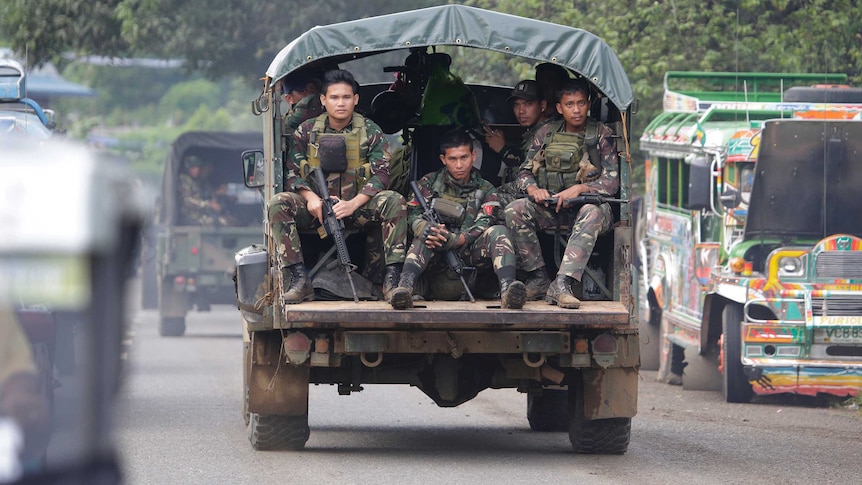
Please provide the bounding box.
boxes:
[815,327,862,344]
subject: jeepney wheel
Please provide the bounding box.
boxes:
[527,389,569,431]
[158,316,186,337]
[721,304,753,403]
[248,413,310,451]
[568,375,631,454]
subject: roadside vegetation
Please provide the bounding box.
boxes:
[2,0,860,192]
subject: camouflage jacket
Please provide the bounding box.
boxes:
[287,114,392,199]
[497,118,553,169]
[285,94,324,131]
[407,168,498,246]
[515,119,620,196]
[178,172,212,222]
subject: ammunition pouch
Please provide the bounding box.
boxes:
[431,197,465,226]
[316,135,349,173]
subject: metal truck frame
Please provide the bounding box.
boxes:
[636,71,862,401]
[235,5,639,453]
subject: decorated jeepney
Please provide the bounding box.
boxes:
[636,71,862,402]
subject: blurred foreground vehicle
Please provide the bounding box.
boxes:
[0,59,56,140]
[142,131,263,336]
[236,5,638,454]
[0,138,146,483]
[636,71,862,402]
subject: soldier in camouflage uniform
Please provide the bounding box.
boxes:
[268,69,408,305]
[283,74,324,131]
[504,78,618,309]
[178,156,233,226]
[484,80,555,219]
[389,128,526,310]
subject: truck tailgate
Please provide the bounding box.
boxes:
[279,300,630,329]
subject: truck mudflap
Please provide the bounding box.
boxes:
[248,332,309,416]
[277,300,630,328]
[582,367,638,419]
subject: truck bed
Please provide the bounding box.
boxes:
[278,299,630,329]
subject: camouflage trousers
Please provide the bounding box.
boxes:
[403,224,517,277]
[505,199,613,281]
[267,190,407,268]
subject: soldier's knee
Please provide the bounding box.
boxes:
[503,198,528,224]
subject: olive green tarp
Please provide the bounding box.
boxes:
[266,4,633,110]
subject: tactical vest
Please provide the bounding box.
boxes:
[535,119,600,193]
[300,113,372,199]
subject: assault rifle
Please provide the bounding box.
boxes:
[409,180,476,303]
[536,193,627,208]
[312,167,359,302]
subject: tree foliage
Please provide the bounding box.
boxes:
[4,0,861,190]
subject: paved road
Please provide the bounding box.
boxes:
[113,305,862,485]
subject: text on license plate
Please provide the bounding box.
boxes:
[815,327,862,344]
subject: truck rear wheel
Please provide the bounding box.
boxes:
[158,317,185,337]
[527,389,569,431]
[568,377,631,454]
[248,413,310,451]
[722,304,753,403]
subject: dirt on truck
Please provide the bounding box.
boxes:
[235,5,639,454]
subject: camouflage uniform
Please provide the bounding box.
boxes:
[178,172,229,226]
[268,113,407,269]
[285,94,325,131]
[404,168,517,299]
[505,119,619,281]
[495,118,554,213]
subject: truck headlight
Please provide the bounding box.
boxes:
[778,256,804,277]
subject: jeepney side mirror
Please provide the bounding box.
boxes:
[241,150,265,188]
[720,187,742,210]
[684,155,711,210]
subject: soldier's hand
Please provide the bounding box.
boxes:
[424,224,449,250]
[527,186,552,206]
[306,197,324,223]
[484,125,505,153]
[209,199,222,213]
[556,185,592,212]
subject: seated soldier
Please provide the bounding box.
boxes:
[282,72,324,131]
[389,128,526,310]
[268,69,408,306]
[178,156,236,226]
[484,79,555,214]
[504,78,616,309]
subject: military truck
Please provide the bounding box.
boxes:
[144,131,263,336]
[637,71,862,401]
[235,5,639,453]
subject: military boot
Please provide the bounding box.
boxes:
[524,267,551,300]
[389,270,417,310]
[545,274,581,309]
[499,279,526,310]
[382,263,403,302]
[282,264,314,305]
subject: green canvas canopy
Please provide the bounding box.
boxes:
[266,4,633,110]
